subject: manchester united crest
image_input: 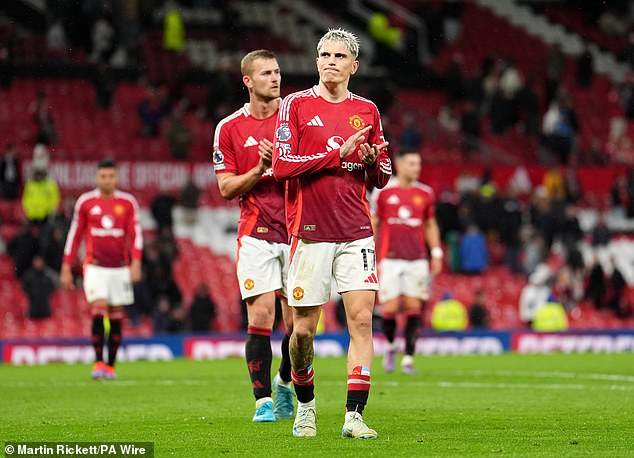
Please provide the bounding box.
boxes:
[244,278,255,290]
[349,115,365,130]
[114,204,125,215]
[292,286,305,301]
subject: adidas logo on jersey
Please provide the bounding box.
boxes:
[363,273,378,284]
[307,116,324,127]
[243,136,258,147]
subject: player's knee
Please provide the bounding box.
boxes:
[292,321,316,341]
[247,298,275,326]
[348,309,373,334]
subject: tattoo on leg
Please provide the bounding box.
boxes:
[290,333,314,371]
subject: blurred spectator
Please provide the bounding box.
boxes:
[163,2,185,52]
[138,85,170,137]
[21,168,60,225]
[459,224,488,274]
[522,225,545,276]
[517,78,540,138]
[399,112,422,151]
[563,167,582,204]
[532,295,568,332]
[438,102,460,133]
[508,165,532,198]
[91,14,115,63]
[41,225,65,272]
[607,262,628,317]
[585,256,605,310]
[529,186,557,250]
[32,144,50,170]
[544,44,565,107]
[8,224,40,278]
[444,58,464,101]
[151,192,176,231]
[0,143,21,200]
[561,206,583,251]
[469,289,489,329]
[431,292,468,331]
[157,226,178,265]
[576,43,594,88]
[591,213,612,247]
[460,101,480,155]
[153,296,181,334]
[46,19,68,55]
[180,178,201,226]
[542,92,579,165]
[610,174,634,218]
[189,284,216,332]
[498,190,523,273]
[29,91,58,145]
[519,264,552,326]
[21,255,56,319]
[166,111,192,160]
[93,63,114,109]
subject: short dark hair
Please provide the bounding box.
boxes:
[97,158,116,169]
[396,148,419,159]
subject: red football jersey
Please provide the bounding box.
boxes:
[373,179,436,261]
[213,103,287,243]
[63,190,142,268]
[272,87,392,242]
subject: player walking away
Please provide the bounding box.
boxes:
[213,49,295,423]
[371,149,442,375]
[273,28,392,439]
[61,159,142,380]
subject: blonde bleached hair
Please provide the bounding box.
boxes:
[240,49,277,76]
[317,28,360,59]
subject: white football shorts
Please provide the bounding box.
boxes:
[288,236,379,307]
[237,235,290,300]
[83,265,134,306]
[378,258,431,302]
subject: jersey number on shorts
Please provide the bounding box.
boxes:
[361,248,376,271]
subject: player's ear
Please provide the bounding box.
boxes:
[242,74,252,89]
[350,60,359,75]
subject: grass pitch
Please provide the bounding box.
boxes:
[1,353,633,457]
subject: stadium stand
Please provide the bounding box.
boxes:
[1,0,634,340]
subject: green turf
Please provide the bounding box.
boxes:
[1,353,634,457]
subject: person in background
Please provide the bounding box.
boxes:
[180,178,201,226]
[0,143,21,200]
[532,294,568,332]
[469,288,489,329]
[519,264,552,327]
[459,224,488,274]
[21,254,56,319]
[431,292,468,331]
[166,111,192,160]
[189,284,216,332]
[8,224,41,278]
[21,167,60,225]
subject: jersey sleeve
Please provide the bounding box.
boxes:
[272,95,341,180]
[127,196,143,261]
[63,198,86,265]
[213,122,238,175]
[424,189,436,220]
[364,106,392,189]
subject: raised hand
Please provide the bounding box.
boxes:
[359,141,389,166]
[340,125,372,159]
